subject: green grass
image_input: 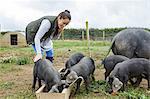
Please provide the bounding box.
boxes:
[0,82,14,90]
[53,40,111,47]
[5,90,35,99]
[75,80,150,99]
[16,57,31,65]
[0,46,35,59]
[53,40,111,60]
[0,63,22,73]
[0,40,111,59]
[0,40,150,99]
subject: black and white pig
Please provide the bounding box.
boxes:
[107,58,150,93]
[64,57,95,92]
[32,59,66,92]
[102,55,129,80]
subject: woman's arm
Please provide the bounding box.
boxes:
[34,19,51,62]
[34,19,51,54]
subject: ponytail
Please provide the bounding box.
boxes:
[58,10,71,20]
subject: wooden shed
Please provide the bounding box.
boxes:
[0,31,27,47]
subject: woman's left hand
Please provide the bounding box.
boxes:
[33,53,42,62]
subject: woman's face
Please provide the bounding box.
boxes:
[57,16,70,31]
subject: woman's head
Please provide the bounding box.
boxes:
[57,10,71,31]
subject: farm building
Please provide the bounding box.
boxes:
[0,31,27,47]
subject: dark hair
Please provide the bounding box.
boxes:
[58,10,71,20]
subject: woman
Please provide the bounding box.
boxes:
[26,10,71,62]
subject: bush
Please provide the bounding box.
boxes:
[0,56,31,65]
[0,56,16,63]
[16,57,31,65]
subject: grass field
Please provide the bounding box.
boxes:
[0,40,150,99]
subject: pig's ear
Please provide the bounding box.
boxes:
[65,61,69,67]
[64,69,71,77]
[107,76,114,85]
[59,68,66,72]
[49,85,59,93]
[110,77,114,81]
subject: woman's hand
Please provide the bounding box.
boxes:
[33,53,42,62]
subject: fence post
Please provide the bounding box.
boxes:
[103,31,105,41]
[86,20,91,57]
[82,31,84,40]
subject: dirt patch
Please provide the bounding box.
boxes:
[0,64,33,97]
[94,69,105,80]
[0,56,149,98]
[0,56,104,97]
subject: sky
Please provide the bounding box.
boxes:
[0,0,150,31]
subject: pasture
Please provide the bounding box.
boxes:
[0,40,150,99]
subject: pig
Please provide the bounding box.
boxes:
[64,57,95,93]
[65,52,85,69]
[60,52,85,79]
[107,58,150,93]
[102,55,129,80]
[32,59,65,92]
[106,28,150,59]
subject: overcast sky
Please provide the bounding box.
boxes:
[0,0,149,31]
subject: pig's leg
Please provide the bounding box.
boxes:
[45,80,51,92]
[123,76,128,91]
[74,78,82,94]
[91,72,95,81]
[38,78,42,88]
[32,75,37,92]
[132,76,142,87]
[104,69,111,80]
[129,78,136,85]
[85,77,90,93]
[104,71,108,80]
[120,76,128,91]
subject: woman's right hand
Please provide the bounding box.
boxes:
[33,53,42,62]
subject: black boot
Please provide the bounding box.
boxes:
[46,57,54,63]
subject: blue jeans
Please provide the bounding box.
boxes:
[32,44,54,62]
